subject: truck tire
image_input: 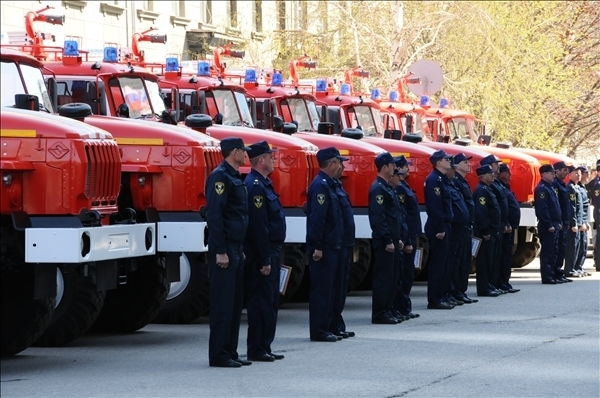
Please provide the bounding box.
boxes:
[91,257,168,333]
[34,267,105,347]
[279,245,305,305]
[512,227,540,268]
[348,239,371,292]
[152,253,209,324]
[1,270,55,356]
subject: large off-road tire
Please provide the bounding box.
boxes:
[1,269,55,356]
[153,253,209,324]
[34,267,105,347]
[348,239,371,292]
[512,227,540,268]
[279,244,306,305]
[91,256,168,333]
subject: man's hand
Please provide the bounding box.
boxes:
[549,227,556,233]
[260,265,271,276]
[216,253,229,268]
[483,235,491,241]
[398,240,404,251]
[505,226,512,234]
[312,250,323,261]
[435,232,446,240]
[404,244,413,254]
[385,243,395,252]
[572,226,578,233]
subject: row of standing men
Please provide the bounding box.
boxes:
[202,136,599,368]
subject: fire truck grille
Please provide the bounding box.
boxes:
[306,152,319,182]
[84,141,120,207]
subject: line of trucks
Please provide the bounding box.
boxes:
[0,9,581,356]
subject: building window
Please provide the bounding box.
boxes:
[141,1,153,11]
[253,0,262,32]
[300,1,307,30]
[204,0,212,24]
[277,0,286,31]
[227,1,238,28]
[172,1,185,16]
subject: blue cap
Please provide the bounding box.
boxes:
[248,140,277,159]
[480,154,501,166]
[317,147,349,163]
[553,161,568,170]
[429,150,452,165]
[498,163,511,173]
[577,165,589,173]
[394,155,412,168]
[375,152,395,169]
[220,137,251,152]
[476,165,494,176]
[393,168,402,176]
[452,153,472,167]
[539,164,555,174]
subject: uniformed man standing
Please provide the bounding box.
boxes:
[206,137,252,368]
[591,160,600,271]
[307,147,346,342]
[534,164,563,284]
[497,164,521,293]
[424,150,454,309]
[564,166,583,277]
[452,153,478,303]
[369,152,404,323]
[479,155,509,294]
[552,161,573,283]
[330,165,356,338]
[575,165,592,276]
[473,165,502,297]
[446,156,470,306]
[394,155,422,318]
[244,141,286,362]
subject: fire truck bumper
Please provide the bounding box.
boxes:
[157,221,208,253]
[25,223,156,263]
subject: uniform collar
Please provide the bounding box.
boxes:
[249,168,272,185]
[376,175,391,186]
[553,177,566,186]
[318,170,336,187]
[541,179,553,187]
[221,159,240,177]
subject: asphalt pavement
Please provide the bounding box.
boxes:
[1,258,599,398]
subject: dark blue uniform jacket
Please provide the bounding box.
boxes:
[424,169,453,235]
[534,180,562,230]
[306,171,343,250]
[395,180,422,245]
[334,179,356,247]
[473,182,501,236]
[553,177,571,225]
[369,176,403,244]
[500,180,521,230]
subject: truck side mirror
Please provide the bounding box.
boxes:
[317,122,333,135]
[46,77,58,112]
[15,94,39,111]
[477,135,492,145]
[405,114,413,133]
[384,129,401,140]
[273,115,284,132]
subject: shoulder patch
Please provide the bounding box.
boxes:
[595,189,600,197]
[376,194,384,205]
[540,192,546,199]
[317,193,326,205]
[215,182,225,195]
[554,188,558,195]
[479,197,486,205]
[253,195,263,208]
[398,194,405,203]
[570,193,575,201]
[434,187,441,196]
[254,179,260,185]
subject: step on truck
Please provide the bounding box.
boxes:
[0,49,155,354]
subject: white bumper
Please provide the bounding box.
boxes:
[157,221,208,252]
[25,223,155,263]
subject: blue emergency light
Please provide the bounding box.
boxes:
[272,72,283,86]
[340,84,351,95]
[64,40,79,57]
[316,79,327,92]
[440,98,449,108]
[197,61,210,76]
[165,57,179,72]
[103,46,118,62]
[245,69,257,83]
[371,88,381,100]
[389,91,399,101]
[420,95,430,107]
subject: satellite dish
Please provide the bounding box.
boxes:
[406,60,444,96]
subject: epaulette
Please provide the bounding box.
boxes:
[254,179,260,185]
[437,176,442,182]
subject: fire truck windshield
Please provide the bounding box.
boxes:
[211,89,253,127]
[446,117,473,140]
[1,60,53,112]
[118,76,165,119]
[400,112,424,135]
[287,98,320,131]
[348,105,382,136]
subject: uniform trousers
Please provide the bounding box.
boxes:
[331,245,352,334]
[553,228,567,279]
[457,228,473,296]
[538,226,559,282]
[425,224,451,305]
[449,224,469,298]
[208,240,245,363]
[475,233,497,295]
[395,240,415,315]
[595,212,600,270]
[372,240,400,321]
[309,248,340,340]
[497,230,515,290]
[245,244,282,357]
[574,229,588,272]
[564,229,580,274]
